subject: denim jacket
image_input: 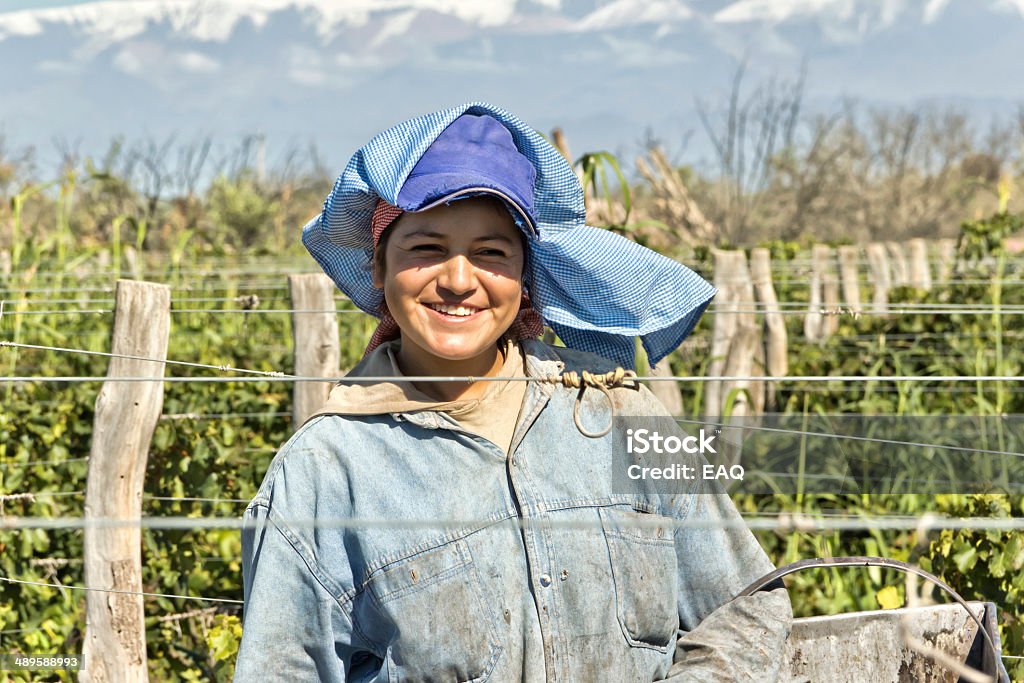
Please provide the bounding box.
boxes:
[236,340,792,682]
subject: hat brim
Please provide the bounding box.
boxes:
[397,175,538,238]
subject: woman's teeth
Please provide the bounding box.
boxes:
[428,303,479,317]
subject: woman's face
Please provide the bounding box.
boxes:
[373,197,525,376]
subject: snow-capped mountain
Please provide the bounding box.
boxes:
[0,0,1021,172]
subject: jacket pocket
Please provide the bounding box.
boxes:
[364,538,502,683]
[599,507,680,652]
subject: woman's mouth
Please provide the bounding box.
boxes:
[425,302,483,319]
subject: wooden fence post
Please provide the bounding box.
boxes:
[885,241,908,287]
[721,323,760,420]
[719,322,760,466]
[82,280,170,683]
[732,251,765,416]
[648,357,683,416]
[820,245,840,339]
[907,238,932,291]
[289,274,340,429]
[936,238,957,284]
[865,243,891,316]
[705,250,738,418]
[838,245,862,315]
[750,248,787,409]
[805,245,826,342]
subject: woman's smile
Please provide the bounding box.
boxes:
[423,302,485,319]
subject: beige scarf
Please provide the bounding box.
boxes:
[307,339,528,454]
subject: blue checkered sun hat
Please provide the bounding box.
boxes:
[302,101,716,369]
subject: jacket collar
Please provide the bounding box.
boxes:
[396,339,564,438]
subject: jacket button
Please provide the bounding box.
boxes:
[539,573,552,587]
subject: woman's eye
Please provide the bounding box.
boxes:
[410,244,443,252]
[478,248,507,257]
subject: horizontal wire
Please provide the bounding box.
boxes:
[0,295,301,306]
[0,458,88,470]
[6,297,1024,311]
[0,375,1020,383]
[0,493,248,505]
[0,308,368,316]
[0,341,290,377]
[4,281,1021,301]
[0,491,83,502]
[9,480,1018,502]
[13,285,1024,307]
[0,575,244,605]
[1,343,1021,382]
[144,496,249,504]
[0,283,299,295]
[4,270,1023,288]
[4,266,318,281]
[674,417,1024,459]
[5,305,1024,317]
[2,514,1023,532]
[160,411,290,421]
[713,301,1024,310]
[8,254,1021,273]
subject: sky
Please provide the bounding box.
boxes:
[0,0,1022,177]
[0,0,91,10]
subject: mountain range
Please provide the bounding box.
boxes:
[1,0,1022,174]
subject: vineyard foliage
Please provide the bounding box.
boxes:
[1,132,1023,679]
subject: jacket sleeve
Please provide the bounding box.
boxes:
[662,481,793,682]
[234,503,362,682]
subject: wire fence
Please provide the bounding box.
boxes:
[3,303,1024,317]
[2,264,1022,677]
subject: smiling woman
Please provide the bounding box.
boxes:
[234,102,793,682]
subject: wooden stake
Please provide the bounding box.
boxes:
[731,251,764,415]
[907,238,932,291]
[289,274,340,430]
[936,238,957,284]
[550,128,573,165]
[713,320,759,467]
[865,243,891,316]
[805,245,826,342]
[648,357,683,416]
[750,247,788,385]
[820,245,840,339]
[885,241,908,287]
[838,245,862,315]
[721,323,759,416]
[82,280,170,683]
[705,249,738,417]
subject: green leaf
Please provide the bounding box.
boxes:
[953,545,978,573]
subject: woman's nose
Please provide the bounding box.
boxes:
[437,254,475,294]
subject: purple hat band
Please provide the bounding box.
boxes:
[396,114,539,235]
